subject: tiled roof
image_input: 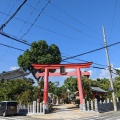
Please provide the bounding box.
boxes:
[0,68,25,76]
[91,87,107,93]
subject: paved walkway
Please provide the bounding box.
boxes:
[30,104,98,120]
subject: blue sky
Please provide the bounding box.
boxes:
[0,0,120,85]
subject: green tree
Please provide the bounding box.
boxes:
[64,77,78,93]
[18,40,61,88]
[114,76,120,98]
[96,78,110,91]
[64,76,92,100]
[82,76,92,100]
[0,78,34,104]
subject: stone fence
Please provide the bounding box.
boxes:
[82,98,120,112]
[17,101,45,115]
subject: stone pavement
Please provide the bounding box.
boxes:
[29,104,99,120]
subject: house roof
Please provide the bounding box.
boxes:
[0,68,30,79]
[91,87,107,93]
[75,87,107,94]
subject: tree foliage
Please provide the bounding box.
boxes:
[0,78,35,104]
[18,40,61,87]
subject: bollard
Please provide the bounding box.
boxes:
[95,99,98,112]
[33,101,36,113]
[43,101,45,114]
[83,99,86,112]
[91,100,93,111]
[87,101,89,111]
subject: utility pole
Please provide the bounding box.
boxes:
[102,26,117,111]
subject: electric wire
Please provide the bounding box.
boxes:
[0,0,27,31]
[0,31,31,46]
[50,2,103,37]
[0,12,101,45]
[62,41,120,61]
[1,26,120,67]
[0,0,12,23]
[62,54,107,67]
[42,12,102,42]
[61,60,117,77]
[2,0,17,24]
[0,43,25,51]
[21,1,102,43]
[20,0,50,39]
[17,0,41,38]
[109,0,117,42]
[1,27,120,63]
[0,0,27,62]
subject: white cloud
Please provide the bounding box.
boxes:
[66,68,75,72]
[88,70,92,76]
[55,68,75,73]
[9,66,19,71]
[99,69,109,79]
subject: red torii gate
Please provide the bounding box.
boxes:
[32,62,92,108]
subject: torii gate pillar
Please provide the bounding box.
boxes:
[77,67,84,109]
[44,68,49,106]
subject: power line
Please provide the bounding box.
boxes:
[62,41,120,61]
[1,30,120,63]
[20,0,50,39]
[21,1,102,42]
[0,43,25,51]
[0,31,31,46]
[17,0,41,38]
[2,0,18,24]
[0,0,12,23]
[0,0,27,31]
[62,54,107,67]
[109,0,117,42]
[50,2,103,38]
[42,12,102,42]
[0,11,101,45]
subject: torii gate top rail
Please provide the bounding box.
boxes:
[32,62,92,69]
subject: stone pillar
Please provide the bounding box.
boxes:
[43,101,45,114]
[33,101,36,113]
[116,98,119,109]
[37,99,40,113]
[28,104,30,113]
[106,98,110,111]
[40,103,42,113]
[91,100,93,111]
[37,103,39,113]
[30,104,33,113]
[87,101,89,111]
[83,99,86,112]
[95,99,98,112]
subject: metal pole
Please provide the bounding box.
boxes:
[102,26,117,111]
